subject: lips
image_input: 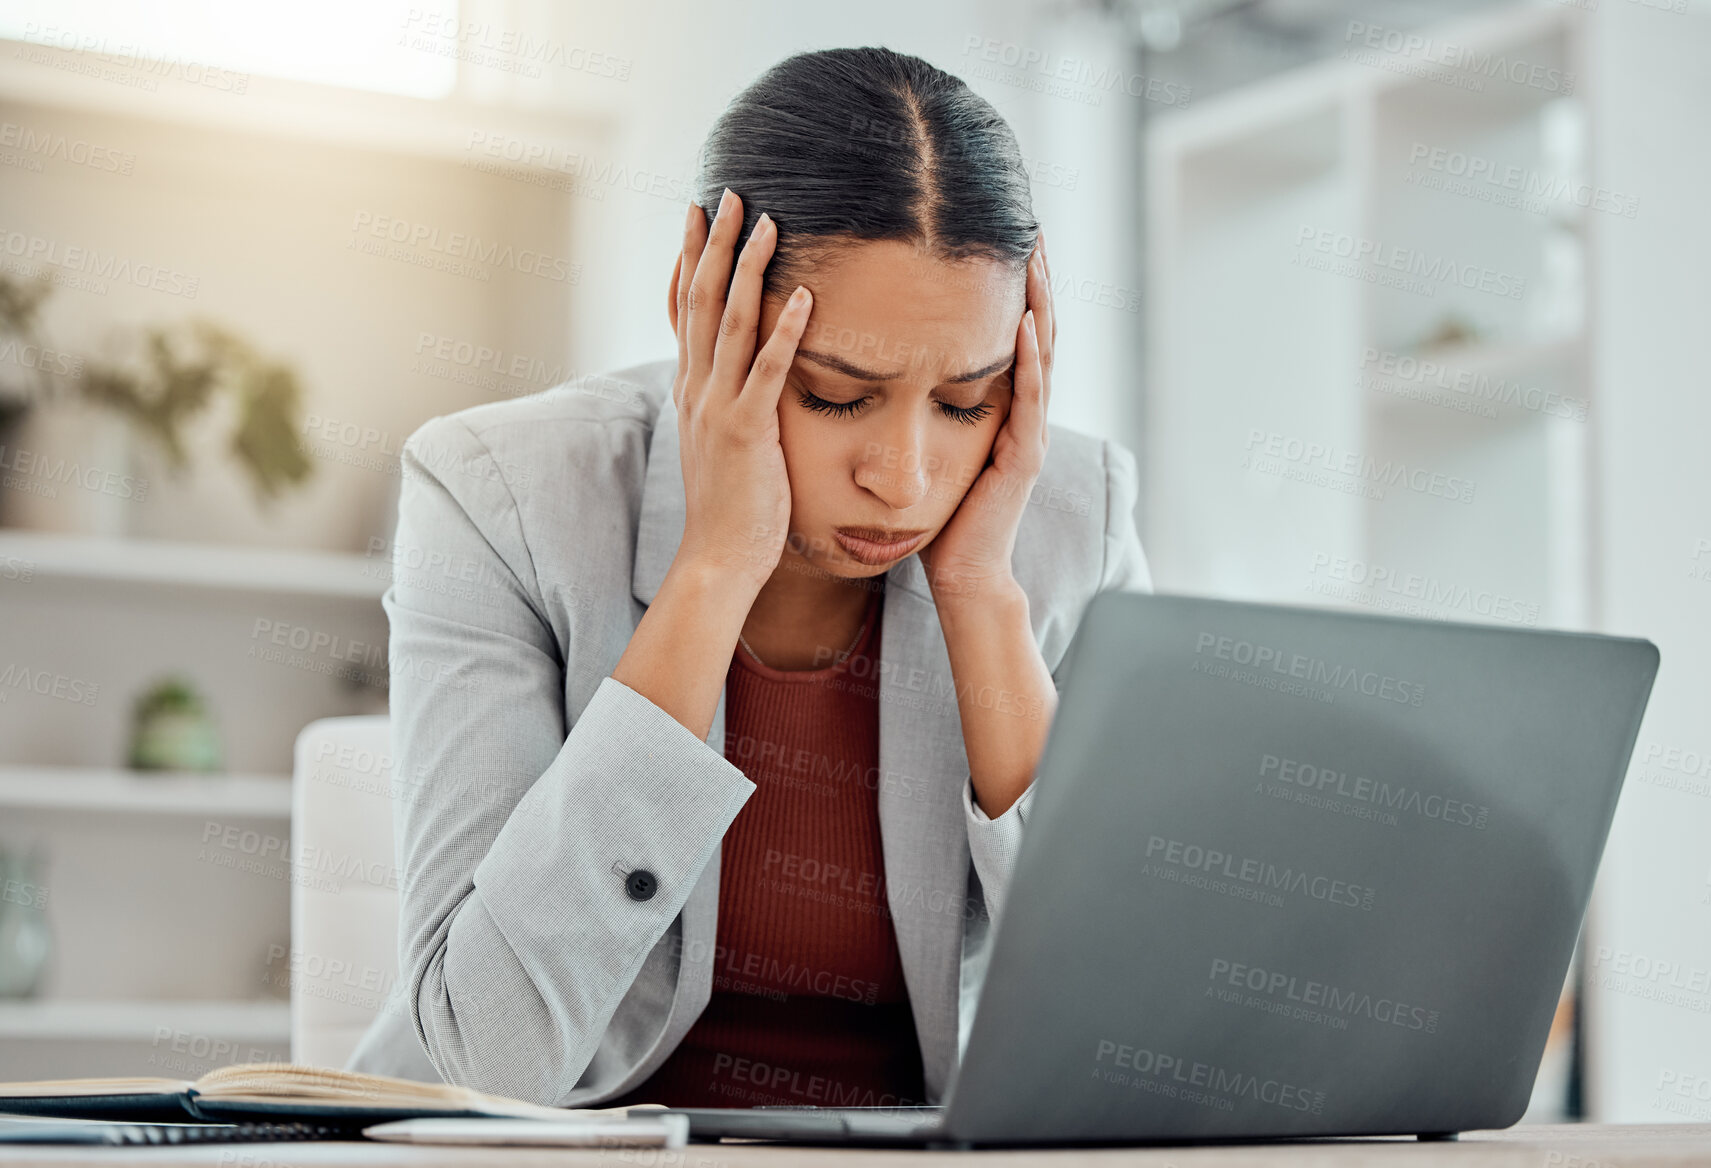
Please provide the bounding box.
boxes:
[839,525,929,544]
[833,525,930,566]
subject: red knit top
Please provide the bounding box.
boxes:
[606,581,926,1109]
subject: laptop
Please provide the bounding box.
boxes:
[665,592,1658,1147]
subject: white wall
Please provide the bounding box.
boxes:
[1584,0,1711,1124]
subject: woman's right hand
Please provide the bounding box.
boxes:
[667,187,814,594]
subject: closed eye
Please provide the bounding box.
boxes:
[795,388,995,425]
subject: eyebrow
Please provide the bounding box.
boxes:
[796,349,1014,384]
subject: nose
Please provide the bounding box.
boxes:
[854,412,931,511]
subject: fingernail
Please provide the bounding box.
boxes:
[1024,310,1037,335]
[718,187,735,218]
[756,211,773,236]
[789,285,808,308]
[685,201,699,232]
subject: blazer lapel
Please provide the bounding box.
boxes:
[630,384,682,610]
[630,389,972,1101]
[875,558,975,1101]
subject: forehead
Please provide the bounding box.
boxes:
[795,239,1026,381]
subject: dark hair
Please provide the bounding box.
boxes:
[695,47,1038,300]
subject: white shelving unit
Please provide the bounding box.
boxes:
[0,1000,289,1044]
[1143,3,1591,1122]
[0,20,611,1079]
[1146,2,1590,632]
[0,533,387,1079]
[0,37,612,181]
[0,766,291,818]
[0,531,387,600]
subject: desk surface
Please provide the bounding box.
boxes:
[1,1124,1708,1166]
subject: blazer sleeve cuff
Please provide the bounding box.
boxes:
[469,675,754,995]
[962,777,1037,926]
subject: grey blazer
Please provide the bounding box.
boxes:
[345,357,1153,1105]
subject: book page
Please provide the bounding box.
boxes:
[0,1077,192,1098]
[191,1063,651,1120]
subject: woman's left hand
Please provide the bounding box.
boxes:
[917,233,1055,608]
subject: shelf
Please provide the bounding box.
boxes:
[0,766,291,818]
[1401,335,1580,375]
[1176,101,1344,206]
[0,530,386,600]
[0,34,609,167]
[1150,5,1573,157]
[1144,0,1591,618]
[0,999,289,1042]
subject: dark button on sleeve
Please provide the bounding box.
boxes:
[625,869,658,901]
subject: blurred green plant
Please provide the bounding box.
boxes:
[0,271,314,501]
[128,674,223,772]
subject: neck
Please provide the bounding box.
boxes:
[741,551,881,671]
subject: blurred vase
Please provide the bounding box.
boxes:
[0,400,138,536]
[0,844,51,998]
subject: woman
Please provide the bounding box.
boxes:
[347,46,1151,1109]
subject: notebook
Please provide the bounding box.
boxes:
[0,1062,650,1126]
[0,1116,349,1146]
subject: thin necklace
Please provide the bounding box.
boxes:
[738,595,873,670]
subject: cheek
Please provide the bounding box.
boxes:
[928,423,1001,501]
[779,407,843,468]
[937,420,999,478]
[776,407,862,510]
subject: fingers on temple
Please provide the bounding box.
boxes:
[1011,309,1048,449]
[676,202,707,388]
[669,251,685,379]
[739,285,813,422]
[1027,238,1056,374]
[712,211,776,393]
[688,188,741,384]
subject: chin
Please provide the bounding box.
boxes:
[809,550,894,581]
[835,558,897,580]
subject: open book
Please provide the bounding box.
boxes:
[0,1063,650,1125]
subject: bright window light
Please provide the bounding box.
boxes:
[0,0,458,99]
